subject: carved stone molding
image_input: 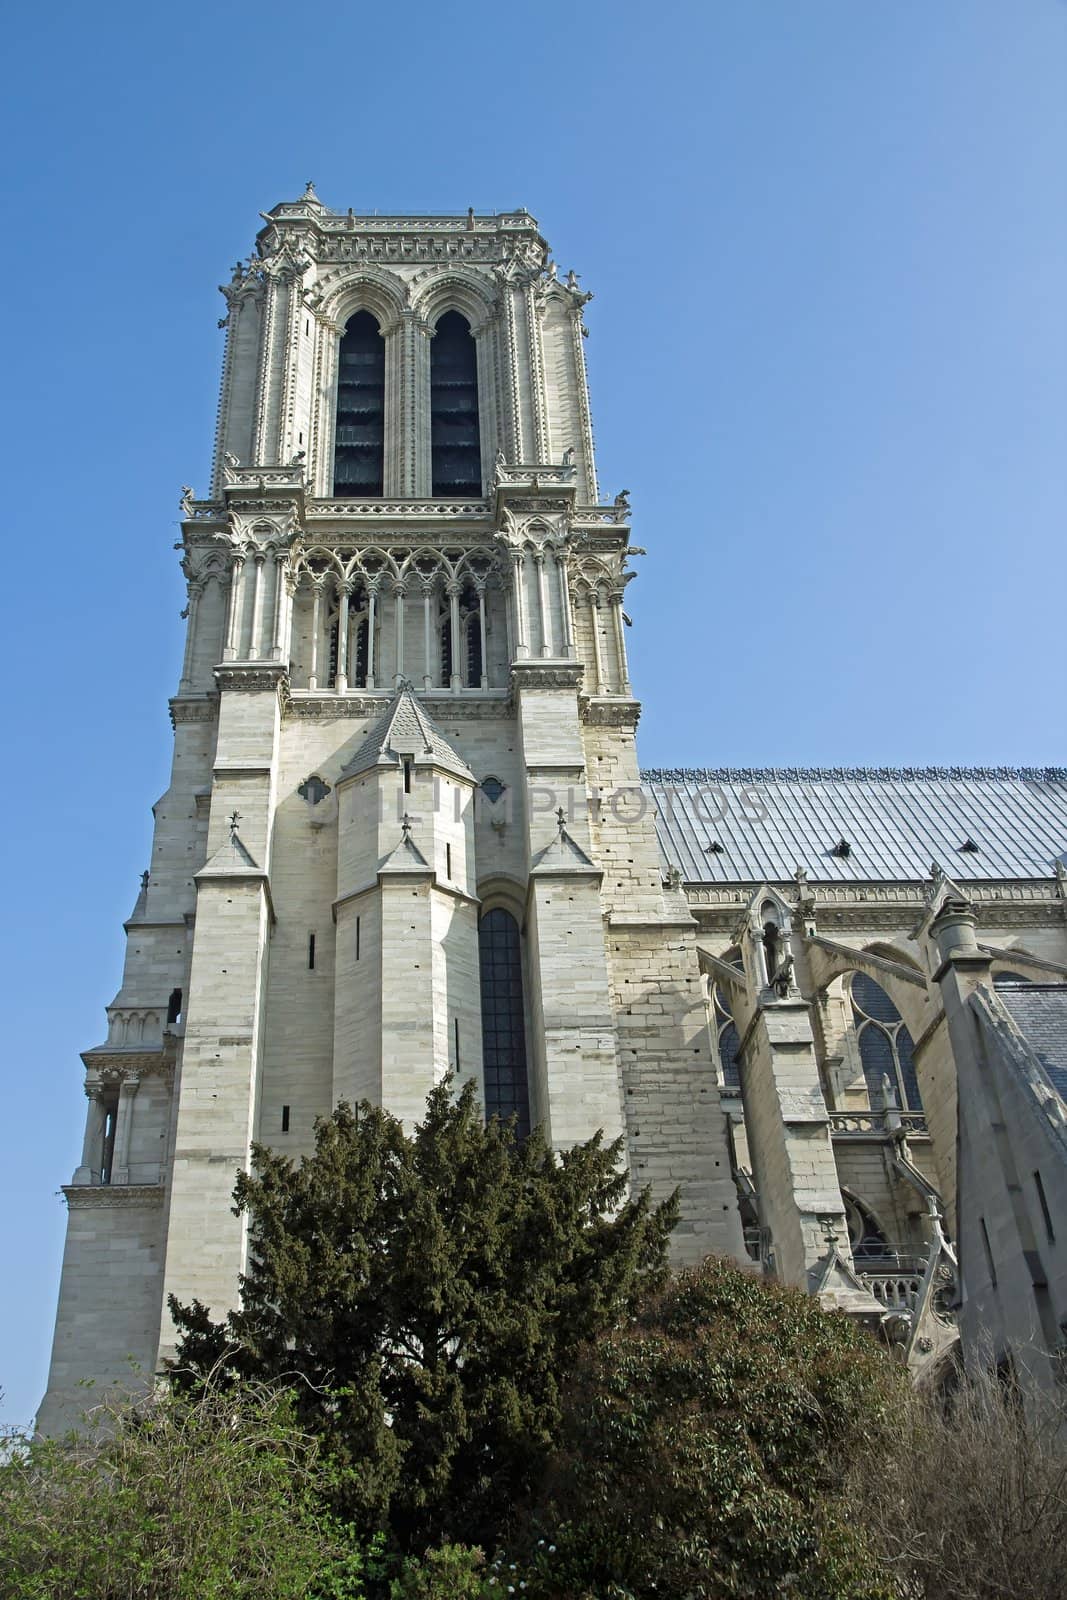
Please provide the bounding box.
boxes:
[63,1184,165,1210]
[214,664,287,694]
[510,662,585,692]
[285,692,513,721]
[581,695,642,729]
[170,695,219,726]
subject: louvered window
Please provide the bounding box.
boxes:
[333,312,384,497]
[431,312,481,497]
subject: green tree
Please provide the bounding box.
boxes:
[517,1256,903,1600]
[169,1077,676,1553]
[0,1378,378,1600]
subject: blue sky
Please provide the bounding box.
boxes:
[1,0,1064,1427]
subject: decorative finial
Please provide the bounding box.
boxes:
[929,859,945,885]
[140,870,150,891]
[401,812,412,841]
[819,1216,840,1247]
[229,810,241,837]
[556,806,567,839]
[304,180,317,199]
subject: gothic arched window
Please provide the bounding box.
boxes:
[849,972,922,1112]
[479,908,530,1137]
[431,312,481,497]
[711,983,742,1090]
[334,312,384,497]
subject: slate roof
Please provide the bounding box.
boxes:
[640,769,1067,885]
[340,685,472,782]
[997,985,1067,1100]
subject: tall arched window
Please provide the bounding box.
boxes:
[711,983,742,1089]
[479,908,530,1137]
[431,311,481,497]
[849,972,922,1111]
[334,312,384,496]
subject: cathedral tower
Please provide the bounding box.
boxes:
[39,191,745,1431]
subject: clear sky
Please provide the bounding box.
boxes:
[1,0,1064,1428]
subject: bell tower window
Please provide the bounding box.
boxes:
[431,311,481,497]
[333,311,384,497]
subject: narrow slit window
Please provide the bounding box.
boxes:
[446,843,452,878]
[281,1105,290,1133]
[308,933,316,970]
[356,916,361,961]
[333,311,384,497]
[454,1016,461,1073]
[1035,1170,1055,1244]
[166,987,183,1024]
[431,311,481,497]
[980,1216,998,1289]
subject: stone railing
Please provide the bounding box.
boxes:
[307,499,490,518]
[862,1269,925,1313]
[829,1110,928,1137]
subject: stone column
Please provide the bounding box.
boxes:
[382,317,405,498]
[178,580,205,692]
[448,582,461,690]
[394,584,406,685]
[511,551,529,659]
[223,554,245,660]
[610,591,631,693]
[270,552,288,661]
[367,584,377,688]
[534,550,551,656]
[248,551,265,660]
[422,585,433,690]
[308,578,322,691]
[73,1083,107,1185]
[588,593,605,693]
[476,581,488,688]
[336,582,351,693]
[411,317,433,497]
[555,551,574,659]
[111,1075,141,1185]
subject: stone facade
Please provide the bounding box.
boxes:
[39,191,1067,1430]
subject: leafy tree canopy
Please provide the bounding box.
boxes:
[169,1077,677,1551]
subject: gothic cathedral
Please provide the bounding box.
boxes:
[40,192,1067,1429]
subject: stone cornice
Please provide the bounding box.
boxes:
[510,661,585,693]
[63,1183,165,1210]
[214,663,287,694]
[581,695,642,729]
[170,695,219,726]
[81,1047,173,1078]
[285,691,513,721]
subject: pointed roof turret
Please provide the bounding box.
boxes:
[338,683,472,784]
[378,813,432,876]
[530,809,600,876]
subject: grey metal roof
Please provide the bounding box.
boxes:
[998,985,1067,1100]
[640,769,1067,885]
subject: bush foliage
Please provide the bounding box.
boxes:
[0,1379,377,1600]
[519,1256,903,1599]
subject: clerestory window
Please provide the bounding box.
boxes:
[849,972,922,1112]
